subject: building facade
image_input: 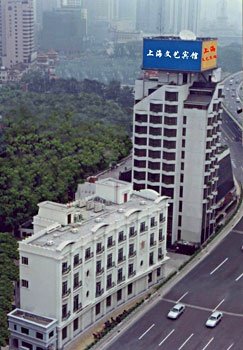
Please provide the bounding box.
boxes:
[1,0,36,68]
[132,36,224,245]
[9,178,169,350]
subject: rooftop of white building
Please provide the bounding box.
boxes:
[23,178,168,252]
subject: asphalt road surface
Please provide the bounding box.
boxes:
[105,218,243,350]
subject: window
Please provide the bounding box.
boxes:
[21,279,29,288]
[135,137,147,146]
[149,138,161,147]
[140,222,146,232]
[96,302,101,315]
[151,217,155,227]
[85,247,91,260]
[62,281,68,295]
[107,253,113,268]
[182,139,186,148]
[159,229,163,241]
[73,272,79,288]
[162,175,174,185]
[163,151,176,161]
[129,226,135,237]
[163,140,176,149]
[149,252,154,266]
[73,254,80,266]
[148,173,160,182]
[181,162,184,171]
[73,318,79,331]
[106,295,111,307]
[134,159,146,168]
[118,231,124,242]
[21,342,32,350]
[182,127,186,136]
[150,233,155,246]
[106,274,112,289]
[134,171,146,180]
[36,332,43,340]
[165,91,178,101]
[148,272,153,283]
[180,174,184,183]
[134,148,146,157]
[158,247,163,260]
[148,161,160,170]
[179,201,183,212]
[157,267,161,276]
[165,104,178,113]
[150,114,162,124]
[183,115,187,124]
[150,103,162,113]
[148,149,161,158]
[62,326,67,340]
[96,260,102,274]
[62,304,67,318]
[164,116,177,125]
[135,125,147,134]
[181,151,185,159]
[49,330,54,338]
[21,256,28,265]
[118,248,124,263]
[117,268,123,282]
[128,263,134,276]
[21,327,29,335]
[107,236,113,248]
[135,113,147,123]
[180,186,183,198]
[178,215,182,227]
[117,289,122,301]
[129,243,134,256]
[128,283,133,295]
[73,294,79,311]
[163,163,175,172]
[149,127,162,136]
[96,242,102,253]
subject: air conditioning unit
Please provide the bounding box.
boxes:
[71,228,78,234]
[46,240,54,246]
[95,217,102,223]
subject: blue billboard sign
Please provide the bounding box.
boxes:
[143,38,203,72]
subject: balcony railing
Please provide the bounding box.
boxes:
[107,241,115,249]
[62,266,71,275]
[62,288,71,298]
[117,256,126,264]
[73,303,82,313]
[62,311,70,321]
[140,226,148,233]
[117,276,125,284]
[158,254,164,261]
[159,236,165,242]
[128,251,136,258]
[96,288,104,297]
[118,235,127,243]
[129,230,137,238]
[73,281,82,290]
[151,221,158,227]
[85,252,94,261]
[96,246,105,255]
[106,282,115,290]
[128,270,136,278]
[96,267,104,276]
[150,240,157,247]
[159,217,166,224]
[107,262,115,270]
[73,258,82,268]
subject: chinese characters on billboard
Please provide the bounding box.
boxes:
[143,38,218,72]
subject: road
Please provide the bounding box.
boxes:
[221,72,243,183]
[105,218,243,350]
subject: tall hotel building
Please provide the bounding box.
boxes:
[0,0,36,68]
[132,34,224,245]
[8,178,169,350]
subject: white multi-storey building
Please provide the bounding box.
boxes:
[8,178,169,350]
[132,36,224,246]
[1,0,36,68]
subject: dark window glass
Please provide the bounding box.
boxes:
[161,188,174,198]
[150,115,162,124]
[162,175,174,185]
[135,125,147,134]
[148,161,160,170]
[164,116,177,125]
[21,327,29,335]
[117,289,122,301]
[183,115,187,124]
[106,295,111,307]
[36,332,43,340]
[134,137,147,145]
[180,186,183,198]
[165,91,178,101]
[164,128,177,137]
[162,163,175,172]
[148,150,161,158]
[148,173,160,182]
[150,103,162,112]
[134,171,146,180]
[62,326,67,340]
[73,318,79,331]
[163,152,176,161]
[134,159,146,168]
[134,148,146,157]
[128,283,133,295]
[149,127,162,136]
[149,138,161,147]
[21,342,32,350]
[22,257,28,265]
[179,201,183,212]
[165,104,178,113]
[135,113,147,123]
[163,140,176,149]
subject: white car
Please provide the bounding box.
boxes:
[206,311,223,328]
[167,303,185,319]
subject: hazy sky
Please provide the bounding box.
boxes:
[201,0,242,27]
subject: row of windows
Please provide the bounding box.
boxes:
[150,103,178,113]
[18,326,54,339]
[135,126,178,136]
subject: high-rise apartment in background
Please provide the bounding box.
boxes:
[0,0,36,68]
[136,0,200,35]
[132,33,224,245]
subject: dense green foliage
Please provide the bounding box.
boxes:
[0,233,19,346]
[0,83,132,232]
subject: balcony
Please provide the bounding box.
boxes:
[150,240,157,247]
[151,221,158,228]
[117,276,125,284]
[62,266,71,276]
[106,282,115,291]
[117,256,126,264]
[96,288,104,297]
[73,258,82,268]
[96,267,104,276]
[107,241,116,249]
[62,311,70,321]
[107,262,115,270]
[128,270,136,278]
[158,254,164,261]
[118,235,127,243]
[129,230,137,238]
[128,251,137,258]
[73,303,82,313]
[62,288,71,299]
[159,235,165,242]
[85,252,94,261]
[159,217,166,224]
[140,226,148,233]
[96,246,105,255]
[73,281,82,291]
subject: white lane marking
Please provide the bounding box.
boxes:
[178,333,194,350]
[210,258,229,275]
[213,299,225,312]
[201,337,214,350]
[176,291,188,303]
[138,323,155,340]
[226,343,234,350]
[158,329,175,346]
[235,273,243,282]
